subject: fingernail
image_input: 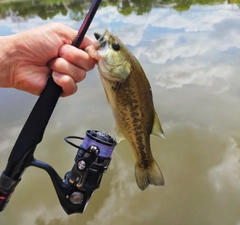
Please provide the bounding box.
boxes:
[52,71,61,80]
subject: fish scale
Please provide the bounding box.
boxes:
[116,80,153,165]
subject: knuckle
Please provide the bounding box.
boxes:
[75,69,86,83]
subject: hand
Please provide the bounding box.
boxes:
[0,23,96,97]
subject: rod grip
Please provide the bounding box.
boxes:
[0,172,21,212]
[5,76,62,178]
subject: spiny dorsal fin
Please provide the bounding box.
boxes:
[152,111,165,139]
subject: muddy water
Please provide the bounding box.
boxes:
[0,1,240,224]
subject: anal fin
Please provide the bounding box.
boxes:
[151,111,165,139]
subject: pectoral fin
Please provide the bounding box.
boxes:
[152,111,165,139]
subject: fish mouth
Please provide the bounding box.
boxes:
[94,32,102,40]
[93,31,108,50]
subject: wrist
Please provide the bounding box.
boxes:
[0,35,16,88]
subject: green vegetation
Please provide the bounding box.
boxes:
[161,0,226,11]
[0,0,238,20]
[0,0,87,20]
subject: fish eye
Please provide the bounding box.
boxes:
[112,43,120,51]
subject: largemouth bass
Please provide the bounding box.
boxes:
[85,30,165,190]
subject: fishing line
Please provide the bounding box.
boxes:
[104,0,157,96]
[117,0,156,89]
[118,0,157,44]
[135,0,157,43]
[89,0,157,95]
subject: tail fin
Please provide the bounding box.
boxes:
[135,160,164,191]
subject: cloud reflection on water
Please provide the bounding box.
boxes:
[209,138,240,192]
[87,4,240,97]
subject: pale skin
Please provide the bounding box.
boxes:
[0,23,96,97]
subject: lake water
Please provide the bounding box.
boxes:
[0,0,240,224]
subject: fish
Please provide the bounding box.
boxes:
[85,30,165,190]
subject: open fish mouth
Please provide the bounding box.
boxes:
[93,32,107,50]
[94,32,102,40]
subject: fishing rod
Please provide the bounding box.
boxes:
[0,0,117,215]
